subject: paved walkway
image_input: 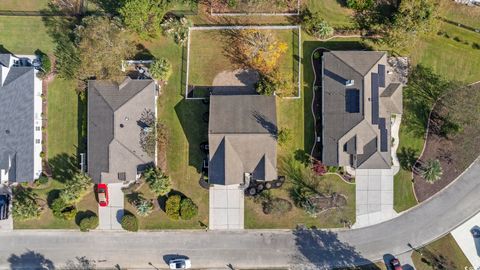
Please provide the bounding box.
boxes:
[98,183,124,230]
[353,169,397,228]
[452,211,480,269]
[209,185,244,230]
[0,185,12,231]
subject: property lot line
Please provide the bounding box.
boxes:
[185,25,302,100]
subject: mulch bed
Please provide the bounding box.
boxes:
[414,83,480,202]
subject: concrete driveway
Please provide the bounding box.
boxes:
[0,185,12,231]
[98,183,124,230]
[353,169,397,228]
[452,211,480,269]
[209,185,244,230]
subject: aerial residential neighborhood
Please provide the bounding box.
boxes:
[0,0,479,269]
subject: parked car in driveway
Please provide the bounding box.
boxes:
[0,194,10,220]
[390,258,403,270]
[169,258,191,269]
[97,183,109,207]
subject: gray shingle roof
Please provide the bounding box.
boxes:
[208,95,278,185]
[322,51,402,170]
[0,58,36,182]
[87,78,156,183]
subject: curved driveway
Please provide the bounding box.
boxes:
[1,159,479,269]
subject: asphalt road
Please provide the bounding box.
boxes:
[1,159,479,270]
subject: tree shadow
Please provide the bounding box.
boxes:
[89,0,125,15]
[48,153,78,183]
[398,147,418,170]
[46,189,61,208]
[252,111,278,140]
[174,99,208,173]
[0,44,14,54]
[75,210,97,226]
[8,250,55,270]
[292,229,377,269]
[134,44,154,60]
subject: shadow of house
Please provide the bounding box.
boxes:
[292,229,377,269]
[174,99,209,173]
[48,153,78,183]
[8,250,55,270]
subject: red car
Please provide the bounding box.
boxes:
[97,183,109,207]
[390,258,403,270]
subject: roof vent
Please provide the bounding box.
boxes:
[345,80,354,86]
[120,124,124,128]
[5,129,10,134]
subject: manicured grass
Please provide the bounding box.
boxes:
[124,183,207,230]
[14,180,97,229]
[307,0,354,28]
[411,22,480,84]
[139,36,209,229]
[47,78,82,159]
[0,0,49,11]
[188,29,297,95]
[245,174,355,229]
[0,16,54,54]
[412,234,472,270]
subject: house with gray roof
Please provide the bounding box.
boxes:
[208,95,278,186]
[87,78,157,184]
[0,54,43,183]
[322,51,403,170]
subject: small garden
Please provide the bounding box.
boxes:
[245,156,355,229]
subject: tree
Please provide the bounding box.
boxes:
[346,0,374,10]
[149,58,172,82]
[233,30,288,75]
[143,167,172,196]
[277,128,292,146]
[79,215,99,232]
[161,16,192,46]
[398,147,418,170]
[165,195,181,220]
[421,159,443,183]
[12,187,41,221]
[51,0,85,15]
[120,0,169,38]
[51,197,77,220]
[121,214,139,231]
[60,172,92,203]
[255,69,294,96]
[301,9,334,39]
[180,198,198,220]
[75,16,135,82]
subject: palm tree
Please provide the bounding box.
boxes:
[135,198,153,217]
[421,159,443,183]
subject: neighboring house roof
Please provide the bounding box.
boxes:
[0,54,36,182]
[87,78,156,184]
[322,51,403,169]
[208,95,278,185]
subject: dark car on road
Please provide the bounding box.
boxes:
[0,194,10,220]
[390,258,403,270]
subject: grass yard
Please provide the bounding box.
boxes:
[245,174,355,229]
[307,0,354,28]
[0,16,54,54]
[411,22,480,84]
[14,180,97,229]
[0,0,49,11]
[439,0,480,29]
[188,28,299,97]
[412,234,471,270]
[139,35,209,229]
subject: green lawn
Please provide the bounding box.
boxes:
[0,0,49,11]
[412,22,480,84]
[440,0,480,29]
[14,180,98,229]
[0,16,54,54]
[412,234,472,270]
[245,174,356,229]
[307,0,354,28]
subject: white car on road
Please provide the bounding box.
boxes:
[169,258,191,269]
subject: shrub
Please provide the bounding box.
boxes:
[59,173,92,203]
[39,151,46,159]
[227,0,237,7]
[165,195,181,220]
[144,167,172,196]
[472,43,480,50]
[313,51,321,59]
[255,74,276,96]
[149,58,172,82]
[51,197,77,220]
[41,54,52,75]
[161,16,192,45]
[134,197,154,217]
[35,174,49,186]
[256,71,294,97]
[346,0,374,10]
[121,214,139,232]
[311,161,327,176]
[180,198,198,220]
[79,215,99,232]
[277,128,292,146]
[453,36,462,42]
[301,9,334,39]
[12,187,41,221]
[421,159,443,183]
[262,198,292,215]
